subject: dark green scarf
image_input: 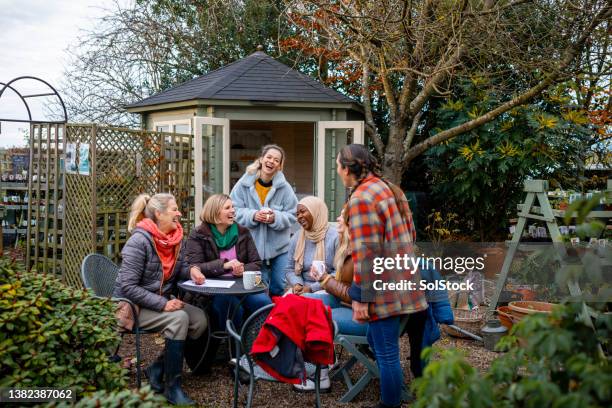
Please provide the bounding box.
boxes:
[210,223,239,250]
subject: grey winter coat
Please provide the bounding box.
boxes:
[230,171,297,260]
[113,227,191,312]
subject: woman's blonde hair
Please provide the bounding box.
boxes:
[200,194,231,224]
[128,193,176,232]
[245,144,286,176]
[333,207,351,272]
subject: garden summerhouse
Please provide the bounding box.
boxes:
[126,49,365,220]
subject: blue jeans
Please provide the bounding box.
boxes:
[304,292,367,336]
[261,252,288,296]
[210,292,272,330]
[367,316,403,407]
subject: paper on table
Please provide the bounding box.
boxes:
[182,279,235,289]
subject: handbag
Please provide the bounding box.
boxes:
[116,301,140,332]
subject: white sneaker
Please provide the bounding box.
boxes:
[292,368,331,393]
[328,356,340,371]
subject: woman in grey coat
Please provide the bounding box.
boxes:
[113,193,207,406]
[230,144,298,296]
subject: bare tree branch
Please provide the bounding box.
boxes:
[360,46,386,156]
[285,0,611,182]
[404,109,423,150]
[404,1,612,162]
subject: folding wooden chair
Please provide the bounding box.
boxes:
[331,315,411,403]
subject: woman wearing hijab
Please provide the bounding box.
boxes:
[285,196,338,295]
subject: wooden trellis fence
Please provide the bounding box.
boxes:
[27,124,194,287]
[26,123,64,276]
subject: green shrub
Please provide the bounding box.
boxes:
[425,79,598,241]
[0,258,127,394]
[47,386,166,408]
[413,302,611,408]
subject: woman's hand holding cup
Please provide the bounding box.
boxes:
[310,260,327,281]
[254,208,274,224]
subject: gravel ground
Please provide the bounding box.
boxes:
[118,328,499,407]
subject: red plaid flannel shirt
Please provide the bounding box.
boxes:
[347,174,427,320]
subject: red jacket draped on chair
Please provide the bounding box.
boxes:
[251,294,334,383]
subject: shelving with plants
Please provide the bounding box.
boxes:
[27,163,65,268]
[230,148,260,177]
[492,179,611,314]
[0,148,30,245]
[1,180,29,246]
[229,129,272,189]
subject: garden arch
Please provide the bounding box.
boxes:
[0,75,68,126]
[1,78,190,287]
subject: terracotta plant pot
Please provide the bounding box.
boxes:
[508,301,556,318]
[480,246,505,279]
[515,287,537,301]
[496,306,520,330]
[499,290,523,304]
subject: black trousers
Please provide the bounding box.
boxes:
[402,309,428,378]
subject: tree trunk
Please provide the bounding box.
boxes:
[382,123,407,184]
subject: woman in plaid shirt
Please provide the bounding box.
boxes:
[336,144,428,408]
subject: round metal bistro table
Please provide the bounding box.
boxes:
[178,279,267,297]
[178,279,267,331]
[178,279,268,372]
[178,279,267,340]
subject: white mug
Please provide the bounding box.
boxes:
[243,271,259,290]
[312,260,326,280]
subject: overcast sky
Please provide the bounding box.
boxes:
[0,0,122,147]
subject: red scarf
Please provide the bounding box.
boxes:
[137,218,184,282]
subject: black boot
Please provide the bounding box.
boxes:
[373,403,401,408]
[164,339,195,406]
[144,352,164,393]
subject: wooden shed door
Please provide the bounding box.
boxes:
[192,116,230,225]
[316,121,364,220]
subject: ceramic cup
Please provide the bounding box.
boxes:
[312,260,326,280]
[243,271,261,290]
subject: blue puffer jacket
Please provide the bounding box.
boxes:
[230,171,297,260]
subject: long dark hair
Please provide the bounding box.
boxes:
[338,144,411,222]
[337,144,381,182]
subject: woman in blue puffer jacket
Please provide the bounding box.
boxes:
[230,144,298,296]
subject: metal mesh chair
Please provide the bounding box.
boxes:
[227,304,335,408]
[80,253,153,388]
